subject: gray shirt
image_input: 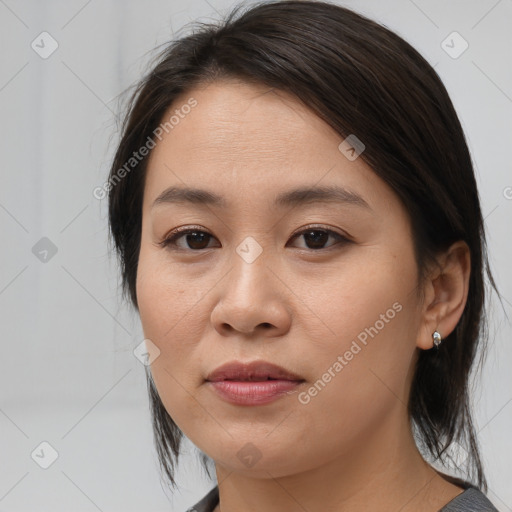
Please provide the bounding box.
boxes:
[186,485,498,512]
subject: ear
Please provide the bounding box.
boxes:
[416,240,471,350]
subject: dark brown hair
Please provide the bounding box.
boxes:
[108,0,498,491]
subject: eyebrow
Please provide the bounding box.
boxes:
[152,185,372,211]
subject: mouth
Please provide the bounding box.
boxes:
[205,360,305,405]
[205,360,305,383]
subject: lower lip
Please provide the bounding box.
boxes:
[207,380,303,405]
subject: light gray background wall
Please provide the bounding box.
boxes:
[0,0,511,511]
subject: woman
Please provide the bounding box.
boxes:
[107,1,500,510]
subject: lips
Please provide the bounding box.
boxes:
[205,360,305,406]
[206,360,304,383]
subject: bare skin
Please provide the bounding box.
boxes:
[136,79,470,512]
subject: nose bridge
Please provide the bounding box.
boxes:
[235,234,266,266]
[229,234,272,298]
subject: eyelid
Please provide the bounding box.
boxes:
[288,225,352,252]
[289,224,350,241]
[158,224,352,251]
[157,225,216,249]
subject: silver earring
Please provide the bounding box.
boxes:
[433,331,442,348]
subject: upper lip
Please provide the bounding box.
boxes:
[206,360,305,382]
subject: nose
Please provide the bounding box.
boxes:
[210,248,292,338]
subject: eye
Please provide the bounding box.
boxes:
[158,226,218,251]
[287,226,350,250]
[158,225,351,252]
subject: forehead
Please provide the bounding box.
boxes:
[161,80,334,159]
[142,80,394,215]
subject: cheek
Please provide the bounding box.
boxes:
[136,244,207,342]
[306,245,420,399]
[288,270,420,466]
[136,249,212,429]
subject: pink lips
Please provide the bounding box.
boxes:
[205,360,305,405]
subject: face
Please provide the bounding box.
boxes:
[137,79,425,478]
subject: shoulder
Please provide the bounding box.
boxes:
[440,487,498,511]
[185,486,219,512]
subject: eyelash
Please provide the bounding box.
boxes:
[158,225,351,252]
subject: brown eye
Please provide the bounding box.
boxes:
[288,228,350,250]
[159,228,218,251]
[159,225,350,252]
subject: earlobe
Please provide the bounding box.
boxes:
[416,241,471,350]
